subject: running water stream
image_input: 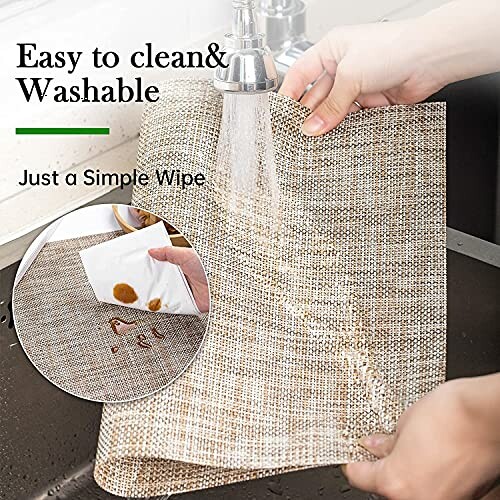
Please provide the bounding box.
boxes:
[216,93,280,216]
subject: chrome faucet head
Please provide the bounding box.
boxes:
[214,0,278,94]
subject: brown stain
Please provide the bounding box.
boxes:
[151,327,165,340]
[113,283,138,304]
[111,346,119,354]
[109,317,137,335]
[137,334,152,349]
[147,298,162,312]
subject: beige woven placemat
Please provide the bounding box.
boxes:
[13,231,208,402]
[95,79,446,497]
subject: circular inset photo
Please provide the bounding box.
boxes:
[12,204,210,402]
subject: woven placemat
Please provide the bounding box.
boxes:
[95,79,447,496]
[13,231,208,402]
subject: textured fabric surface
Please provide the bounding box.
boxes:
[13,231,207,402]
[95,79,447,496]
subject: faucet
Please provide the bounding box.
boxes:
[214,0,279,94]
[213,0,312,94]
[256,0,313,81]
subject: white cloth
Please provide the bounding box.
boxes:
[80,222,199,315]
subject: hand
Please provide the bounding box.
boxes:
[280,0,500,136]
[280,20,444,136]
[343,375,500,500]
[149,247,210,313]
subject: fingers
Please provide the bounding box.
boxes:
[342,434,396,495]
[359,433,396,458]
[302,66,360,136]
[148,246,192,266]
[481,483,500,499]
[280,42,333,100]
[342,461,384,494]
[300,72,335,111]
[280,34,361,134]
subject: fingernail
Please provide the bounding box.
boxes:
[302,115,325,136]
[358,435,378,449]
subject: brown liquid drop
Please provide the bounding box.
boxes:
[151,327,165,340]
[109,317,137,335]
[113,283,138,304]
[147,298,162,312]
[137,334,152,349]
[111,346,119,354]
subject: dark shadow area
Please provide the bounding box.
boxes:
[430,73,500,243]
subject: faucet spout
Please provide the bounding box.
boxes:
[214,0,278,94]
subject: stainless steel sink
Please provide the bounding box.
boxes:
[1,75,499,500]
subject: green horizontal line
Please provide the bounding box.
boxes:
[16,127,110,135]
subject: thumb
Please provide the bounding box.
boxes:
[358,433,396,459]
[302,65,359,136]
[148,246,190,266]
[341,460,385,494]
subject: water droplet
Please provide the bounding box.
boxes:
[267,480,283,496]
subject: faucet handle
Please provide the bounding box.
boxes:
[259,0,297,16]
[256,0,307,52]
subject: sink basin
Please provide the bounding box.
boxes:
[1,66,499,500]
[1,232,499,500]
[431,72,500,244]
